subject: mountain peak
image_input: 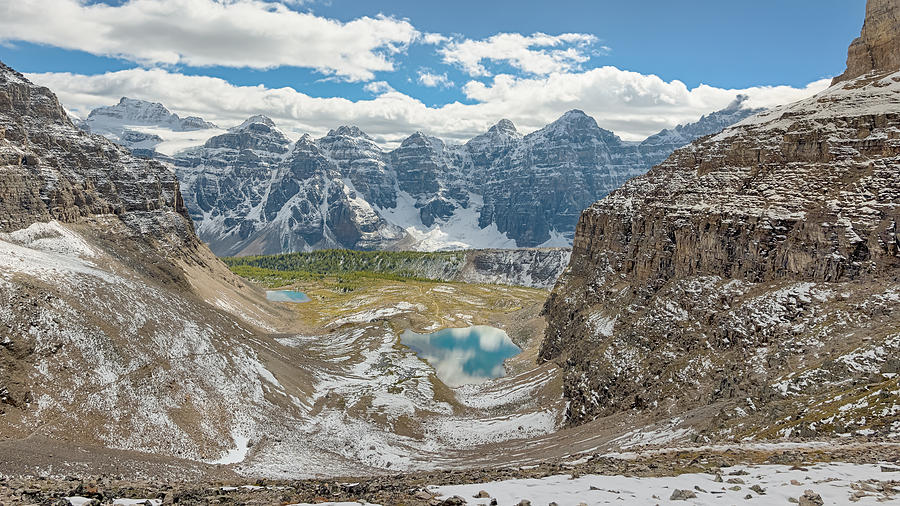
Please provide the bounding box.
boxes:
[489,119,518,135]
[640,96,763,148]
[87,96,174,122]
[326,125,372,140]
[532,109,607,140]
[561,109,588,118]
[117,96,159,107]
[0,60,28,85]
[552,109,598,129]
[80,97,216,136]
[722,94,750,112]
[833,0,900,84]
[232,114,276,131]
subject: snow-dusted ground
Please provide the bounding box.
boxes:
[433,463,899,505]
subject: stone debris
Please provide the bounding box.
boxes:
[798,489,824,506]
[670,489,697,501]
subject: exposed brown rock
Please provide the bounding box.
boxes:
[833,0,900,84]
[541,0,900,434]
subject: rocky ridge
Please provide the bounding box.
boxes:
[0,65,195,254]
[541,0,900,444]
[176,117,406,255]
[0,60,303,465]
[170,103,759,255]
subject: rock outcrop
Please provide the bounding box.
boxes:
[456,248,572,289]
[541,0,900,441]
[0,64,195,254]
[833,0,900,84]
[0,61,301,465]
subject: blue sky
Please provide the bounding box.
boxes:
[0,0,864,145]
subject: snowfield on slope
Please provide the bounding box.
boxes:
[433,463,899,505]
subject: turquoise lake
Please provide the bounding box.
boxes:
[400,326,521,387]
[265,290,311,303]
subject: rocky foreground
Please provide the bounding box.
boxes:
[1,443,897,505]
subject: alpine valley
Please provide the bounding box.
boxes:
[0,0,899,505]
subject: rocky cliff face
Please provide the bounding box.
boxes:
[175,117,406,256]
[456,248,572,289]
[0,64,196,254]
[171,103,758,255]
[0,61,304,466]
[833,0,900,84]
[541,1,900,441]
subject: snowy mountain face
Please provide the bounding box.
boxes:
[641,95,762,149]
[176,117,405,256]
[79,97,221,158]
[173,102,757,256]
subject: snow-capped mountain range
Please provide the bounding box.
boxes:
[77,97,761,255]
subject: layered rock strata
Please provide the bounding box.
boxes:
[541,0,900,440]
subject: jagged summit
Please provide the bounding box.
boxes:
[722,93,750,112]
[640,94,763,148]
[325,125,372,140]
[554,109,594,125]
[833,0,900,84]
[0,60,28,84]
[292,132,319,150]
[77,96,217,157]
[99,96,173,123]
[0,61,70,125]
[399,130,446,149]
[534,109,611,140]
[489,118,518,135]
[201,115,288,153]
[179,102,756,254]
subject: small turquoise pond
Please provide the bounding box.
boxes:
[400,326,521,387]
[266,290,311,303]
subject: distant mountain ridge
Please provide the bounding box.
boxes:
[78,97,220,157]
[162,101,762,255]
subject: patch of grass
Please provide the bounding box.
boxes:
[229,265,438,291]
[224,249,466,281]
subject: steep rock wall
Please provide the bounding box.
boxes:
[541,2,900,438]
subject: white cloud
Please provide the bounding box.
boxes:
[417,70,454,88]
[26,67,829,150]
[439,32,598,77]
[0,0,419,81]
[459,68,832,140]
[363,81,395,94]
[422,33,450,45]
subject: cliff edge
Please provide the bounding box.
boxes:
[541,0,900,442]
[833,0,900,84]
